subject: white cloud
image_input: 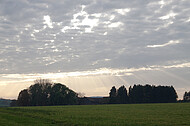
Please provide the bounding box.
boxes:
[33,29,40,33]
[81,17,99,33]
[43,15,53,28]
[159,12,178,20]
[61,26,72,33]
[61,5,99,33]
[103,32,107,35]
[115,8,131,15]
[161,62,190,69]
[158,0,165,8]
[91,13,102,18]
[186,17,190,22]
[108,22,123,28]
[147,40,180,48]
[109,15,115,20]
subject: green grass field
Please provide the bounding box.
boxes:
[0,103,190,126]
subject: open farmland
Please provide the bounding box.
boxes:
[0,103,190,126]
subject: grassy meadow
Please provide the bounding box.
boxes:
[0,103,190,126]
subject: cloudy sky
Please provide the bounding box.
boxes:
[0,0,190,99]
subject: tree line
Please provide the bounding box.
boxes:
[109,85,178,104]
[12,79,190,106]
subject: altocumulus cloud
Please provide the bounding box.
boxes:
[0,0,190,99]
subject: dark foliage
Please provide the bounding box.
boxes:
[183,91,190,102]
[17,79,78,106]
[109,84,178,104]
[18,89,30,106]
[29,82,52,106]
[109,85,129,104]
[16,79,179,106]
[117,85,129,104]
[50,83,78,105]
[109,86,117,104]
[129,85,178,103]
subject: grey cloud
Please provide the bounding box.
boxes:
[0,0,190,74]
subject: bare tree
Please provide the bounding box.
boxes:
[34,78,53,85]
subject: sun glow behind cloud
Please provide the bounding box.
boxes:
[3,62,190,80]
[1,62,190,99]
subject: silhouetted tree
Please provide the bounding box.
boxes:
[129,85,144,103]
[17,79,79,106]
[152,85,178,103]
[113,84,178,104]
[109,86,117,104]
[183,91,190,101]
[143,85,153,103]
[128,86,132,103]
[17,89,30,106]
[168,86,178,102]
[50,83,78,105]
[117,85,129,104]
[29,80,52,106]
[136,85,177,103]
